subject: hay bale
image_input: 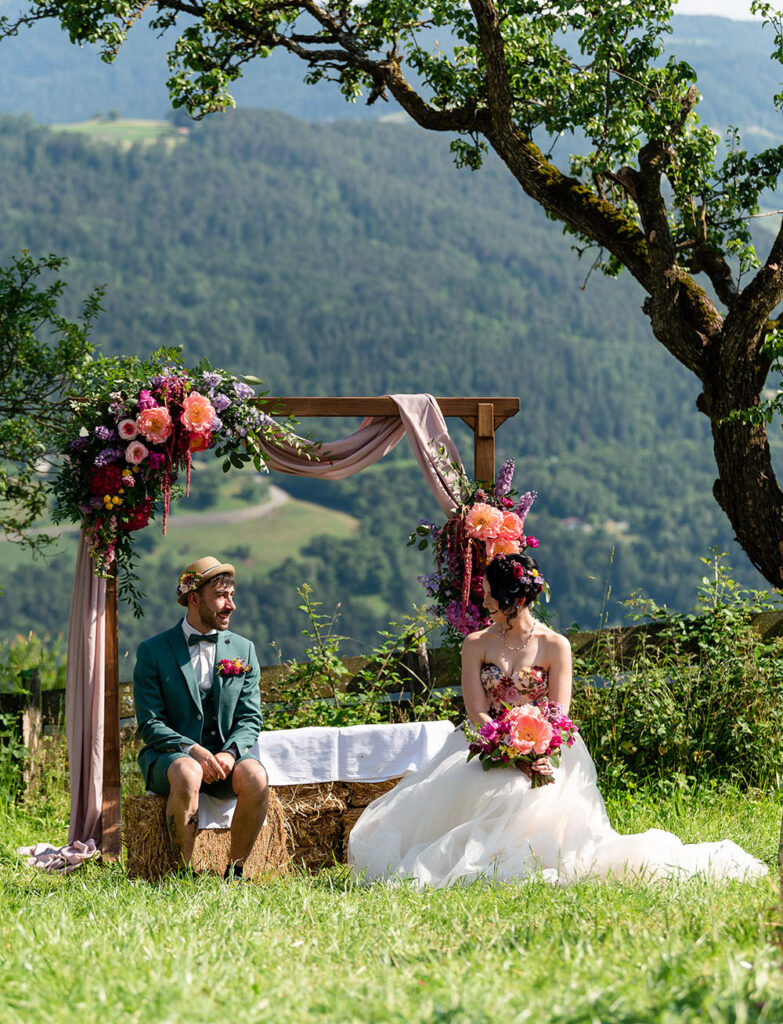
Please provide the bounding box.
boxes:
[289,809,345,871]
[345,777,402,807]
[123,790,290,880]
[273,782,349,871]
[273,781,348,814]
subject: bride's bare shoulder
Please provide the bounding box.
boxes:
[462,624,495,649]
[536,624,572,659]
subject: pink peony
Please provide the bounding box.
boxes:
[125,440,149,465]
[137,406,173,444]
[465,503,504,541]
[485,536,521,560]
[498,511,525,541]
[180,392,216,435]
[118,418,139,440]
[504,705,553,755]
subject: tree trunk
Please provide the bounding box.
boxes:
[702,347,783,587]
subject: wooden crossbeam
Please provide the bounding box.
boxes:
[254,395,520,482]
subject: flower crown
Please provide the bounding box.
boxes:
[177,570,203,597]
[499,555,546,593]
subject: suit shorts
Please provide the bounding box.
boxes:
[145,749,264,800]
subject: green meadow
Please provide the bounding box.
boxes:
[1,784,781,1024]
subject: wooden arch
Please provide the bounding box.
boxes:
[101,395,520,858]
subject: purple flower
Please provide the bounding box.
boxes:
[93,447,124,467]
[516,490,537,523]
[417,573,439,597]
[94,425,117,442]
[147,452,166,470]
[494,458,515,497]
[232,381,255,401]
[201,372,223,390]
[445,600,486,634]
[69,437,89,452]
[212,393,231,412]
[137,390,158,411]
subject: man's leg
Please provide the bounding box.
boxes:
[166,756,204,868]
[229,759,269,866]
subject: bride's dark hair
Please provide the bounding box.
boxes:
[485,553,544,620]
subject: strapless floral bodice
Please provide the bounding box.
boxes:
[480,663,548,714]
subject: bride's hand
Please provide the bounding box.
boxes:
[530,757,553,777]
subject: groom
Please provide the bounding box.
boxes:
[133,556,268,877]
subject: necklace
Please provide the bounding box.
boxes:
[495,622,535,652]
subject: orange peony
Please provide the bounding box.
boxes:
[485,536,521,560]
[505,705,553,755]
[497,511,525,541]
[189,431,212,452]
[137,406,173,444]
[465,503,504,541]
[180,392,216,435]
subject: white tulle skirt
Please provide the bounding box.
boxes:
[347,726,768,888]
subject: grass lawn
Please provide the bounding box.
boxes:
[1,783,781,1023]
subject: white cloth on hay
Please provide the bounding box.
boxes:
[347,727,769,888]
[197,721,455,829]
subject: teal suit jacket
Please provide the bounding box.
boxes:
[133,622,263,788]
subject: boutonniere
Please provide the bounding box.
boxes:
[217,658,251,677]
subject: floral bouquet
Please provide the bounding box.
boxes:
[53,350,301,608]
[465,699,578,787]
[409,457,542,642]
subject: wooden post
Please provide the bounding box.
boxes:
[102,565,122,860]
[474,402,496,484]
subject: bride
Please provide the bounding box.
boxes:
[348,552,768,887]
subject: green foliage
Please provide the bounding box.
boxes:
[262,584,457,729]
[573,553,783,790]
[0,633,66,695]
[0,251,100,551]
[0,708,26,804]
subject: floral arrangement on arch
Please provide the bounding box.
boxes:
[409,458,542,642]
[53,349,300,609]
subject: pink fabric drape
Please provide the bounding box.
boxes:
[65,530,106,845]
[261,393,465,515]
[46,393,463,862]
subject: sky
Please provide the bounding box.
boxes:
[676,0,761,17]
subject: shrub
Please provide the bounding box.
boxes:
[572,553,783,789]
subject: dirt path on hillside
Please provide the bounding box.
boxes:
[0,485,291,540]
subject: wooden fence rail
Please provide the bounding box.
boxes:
[4,608,783,751]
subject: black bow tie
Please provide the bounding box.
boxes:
[188,633,218,645]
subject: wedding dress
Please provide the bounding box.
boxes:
[347,664,768,887]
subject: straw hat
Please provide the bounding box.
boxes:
[176,556,236,606]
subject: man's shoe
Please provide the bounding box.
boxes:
[223,861,244,881]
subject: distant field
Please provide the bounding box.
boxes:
[50,118,181,144]
[3,491,357,579]
[149,495,357,577]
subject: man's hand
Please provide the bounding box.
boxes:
[214,751,237,776]
[189,744,228,783]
